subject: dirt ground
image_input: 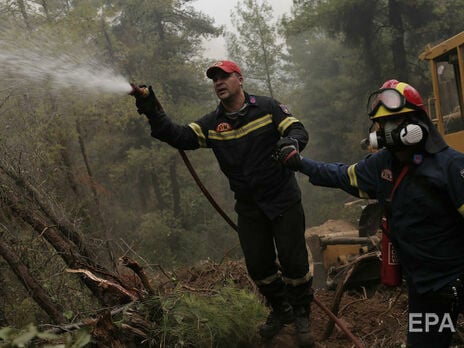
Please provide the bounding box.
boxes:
[172,256,411,348]
[170,220,464,348]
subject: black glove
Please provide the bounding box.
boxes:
[273,137,302,171]
[134,85,164,116]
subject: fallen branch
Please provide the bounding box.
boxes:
[43,304,131,334]
[180,283,219,294]
[66,268,139,301]
[339,297,368,316]
[119,256,155,295]
[313,296,365,348]
[322,252,379,339]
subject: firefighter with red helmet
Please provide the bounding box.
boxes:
[134,60,314,346]
[275,80,464,347]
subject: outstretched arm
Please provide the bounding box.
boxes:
[134,85,201,150]
[301,156,380,200]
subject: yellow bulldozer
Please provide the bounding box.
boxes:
[419,31,464,153]
[308,31,464,290]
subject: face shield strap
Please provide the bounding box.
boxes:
[409,112,448,154]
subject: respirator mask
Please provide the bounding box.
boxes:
[362,82,446,153]
[368,119,425,151]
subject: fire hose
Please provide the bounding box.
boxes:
[130,85,365,348]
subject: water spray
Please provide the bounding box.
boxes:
[0,25,132,97]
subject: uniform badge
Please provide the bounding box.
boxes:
[412,154,423,165]
[280,104,291,115]
[249,96,256,104]
[460,168,464,179]
[216,122,232,132]
[381,169,393,182]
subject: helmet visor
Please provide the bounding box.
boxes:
[367,88,406,117]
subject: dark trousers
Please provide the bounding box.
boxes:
[407,278,464,347]
[235,200,312,308]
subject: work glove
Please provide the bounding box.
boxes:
[272,137,302,171]
[134,85,164,116]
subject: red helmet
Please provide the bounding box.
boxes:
[367,79,426,119]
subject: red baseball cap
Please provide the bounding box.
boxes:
[206,60,242,79]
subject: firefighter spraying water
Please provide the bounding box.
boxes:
[129,60,316,347]
[128,75,367,348]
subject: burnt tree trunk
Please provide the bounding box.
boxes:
[4,197,125,307]
[0,235,66,323]
[0,160,92,259]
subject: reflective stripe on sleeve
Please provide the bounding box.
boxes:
[458,203,464,217]
[188,122,207,148]
[277,116,299,135]
[347,164,369,199]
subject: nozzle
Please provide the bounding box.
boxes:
[129,83,149,97]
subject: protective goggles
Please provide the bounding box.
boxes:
[367,88,421,117]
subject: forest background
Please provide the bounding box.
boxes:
[0,0,464,341]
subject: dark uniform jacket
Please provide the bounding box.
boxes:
[299,147,464,293]
[147,92,308,220]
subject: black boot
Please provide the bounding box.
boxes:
[259,301,294,339]
[294,306,314,347]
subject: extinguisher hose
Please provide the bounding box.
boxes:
[178,149,364,347]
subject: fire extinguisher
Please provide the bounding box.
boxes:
[380,216,402,286]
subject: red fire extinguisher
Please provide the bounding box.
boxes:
[380,217,401,286]
[380,165,409,287]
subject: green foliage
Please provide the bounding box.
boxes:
[228,0,285,97]
[132,208,240,268]
[286,33,369,163]
[146,286,266,347]
[0,324,91,348]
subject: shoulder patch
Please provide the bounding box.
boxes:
[412,154,423,165]
[216,122,232,133]
[280,104,291,115]
[460,168,464,179]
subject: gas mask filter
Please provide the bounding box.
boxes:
[368,120,424,150]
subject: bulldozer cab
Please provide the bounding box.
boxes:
[419,31,464,153]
